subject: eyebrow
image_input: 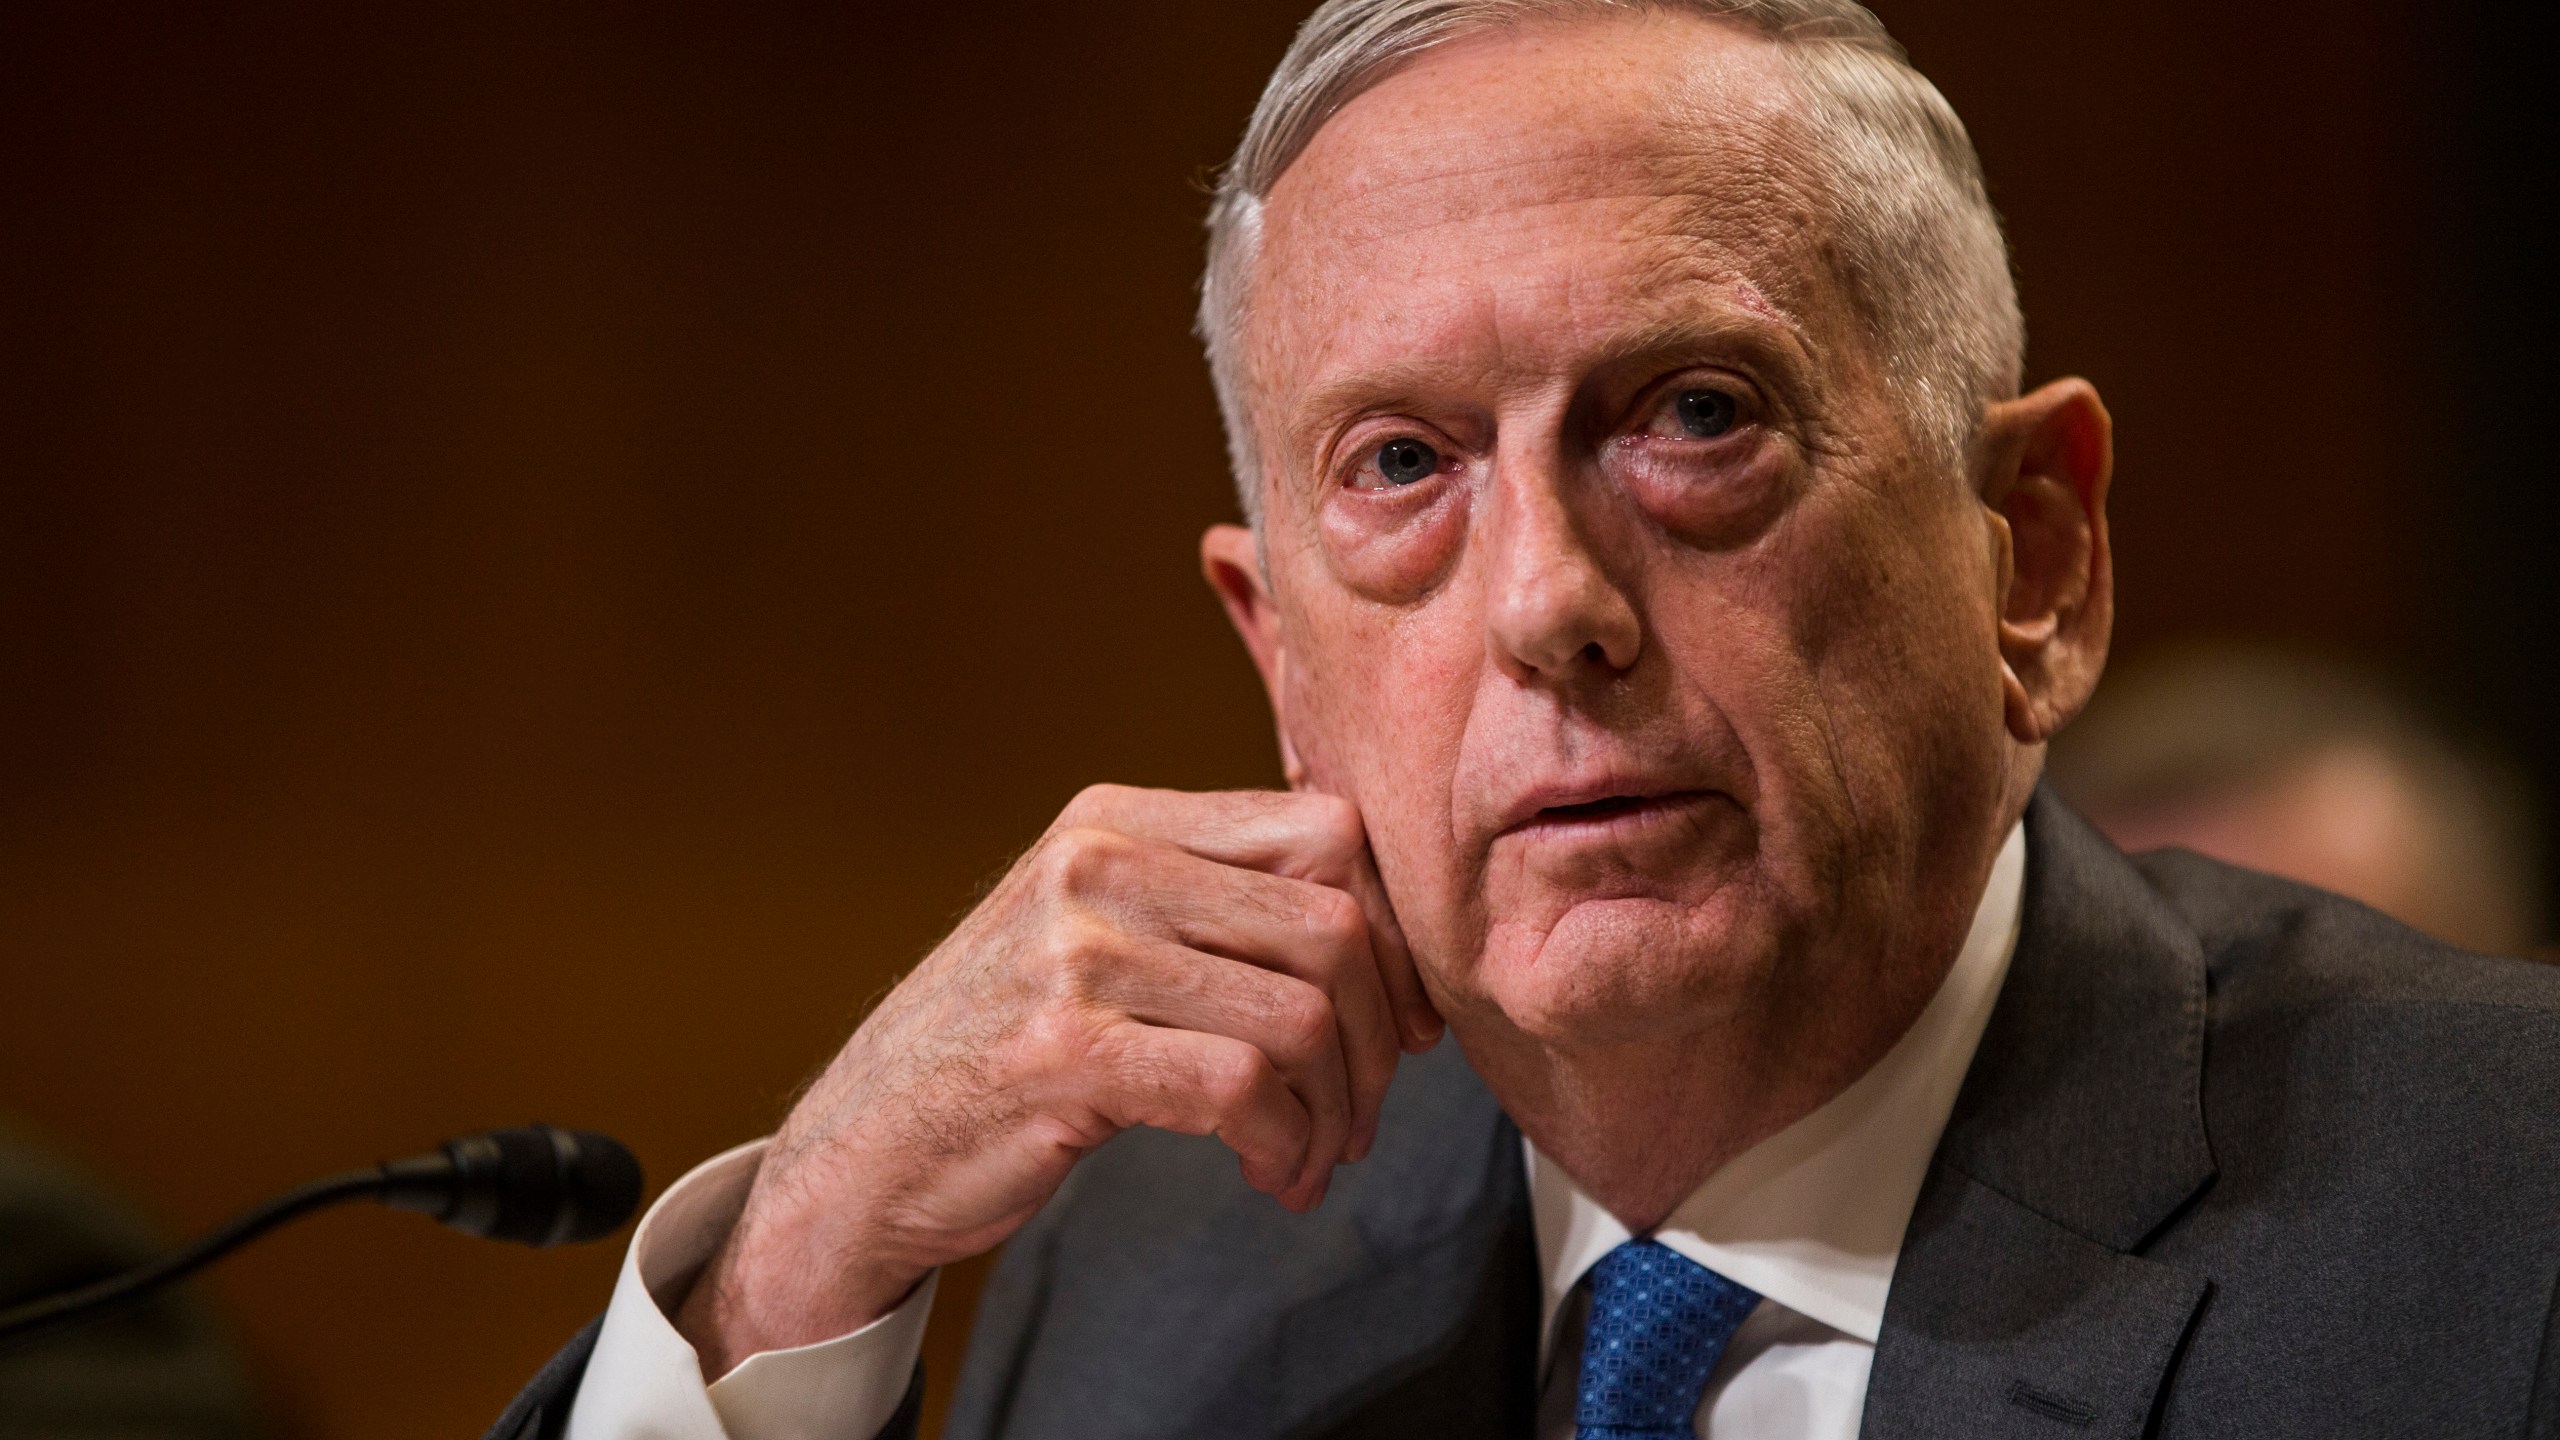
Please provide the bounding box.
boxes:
[1584,305,1816,380]
[1280,294,1819,442]
[1592,263,1820,368]
[1283,359,1479,442]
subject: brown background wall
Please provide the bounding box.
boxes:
[0,3,2530,1437]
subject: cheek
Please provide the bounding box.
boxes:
[1768,486,2009,835]
[1647,563,1854,844]
[1290,611,1471,819]
[1280,595,1486,946]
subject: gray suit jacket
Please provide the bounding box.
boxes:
[491,792,2560,1439]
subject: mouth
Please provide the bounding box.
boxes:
[1499,786,1725,839]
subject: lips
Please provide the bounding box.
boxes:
[1492,777,1727,838]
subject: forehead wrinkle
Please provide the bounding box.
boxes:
[1254,194,1662,434]
[1273,96,1809,259]
[1244,13,1868,487]
[1304,147,1662,246]
[1276,274,1813,462]
[1267,170,1712,303]
[1271,196,1820,405]
[1258,93,1838,368]
[1263,12,1814,254]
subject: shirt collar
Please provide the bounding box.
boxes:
[1527,820,2027,1352]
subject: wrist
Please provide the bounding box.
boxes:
[674,1204,929,1379]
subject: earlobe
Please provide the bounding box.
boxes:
[1272,651,1308,789]
[1200,523,1305,786]
[1981,379,2115,744]
[1202,523,1281,686]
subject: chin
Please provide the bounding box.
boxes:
[1467,890,1781,1049]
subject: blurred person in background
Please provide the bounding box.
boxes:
[2052,643,2548,958]
[0,1116,270,1438]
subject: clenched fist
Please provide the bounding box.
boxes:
[674,785,1444,1375]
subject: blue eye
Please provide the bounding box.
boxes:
[1675,389,1737,438]
[1376,438,1439,485]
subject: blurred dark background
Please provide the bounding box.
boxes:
[1,2,2550,1435]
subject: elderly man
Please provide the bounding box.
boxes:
[495,2,2560,1437]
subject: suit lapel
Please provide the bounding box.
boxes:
[1866,791,2218,1437]
[1864,1168,2208,1438]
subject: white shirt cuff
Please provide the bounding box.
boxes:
[564,1139,938,1440]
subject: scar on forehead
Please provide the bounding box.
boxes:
[1729,281,1782,321]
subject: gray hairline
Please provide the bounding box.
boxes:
[1197,0,2026,527]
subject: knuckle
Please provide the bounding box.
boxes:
[1037,825,1129,895]
[1306,794,1363,852]
[1059,782,1134,827]
[1038,914,1122,994]
[1203,1046,1272,1111]
[1306,885,1367,950]
[1016,1004,1105,1079]
[1274,984,1338,1058]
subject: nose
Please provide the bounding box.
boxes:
[1481,445,1642,681]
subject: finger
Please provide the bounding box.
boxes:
[1089,1022,1319,1206]
[1061,786,1445,1052]
[1232,792,1443,1056]
[1315,838,1444,1055]
[1037,826,1391,1161]
[1152,855,1402,1158]
[1086,843,1397,1164]
[1083,930,1357,1188]
[1057,784,1338,871]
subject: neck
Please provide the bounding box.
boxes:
[1460,831,2016,1232]
[1464,985,1935,1233]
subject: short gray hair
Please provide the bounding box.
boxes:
[1198,0,2024,524]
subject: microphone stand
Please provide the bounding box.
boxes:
[0,1167,391,1351]
[0,1125,641,1352]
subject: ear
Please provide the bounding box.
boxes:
[1201,524,1307,787]
[1977,378,2114,744]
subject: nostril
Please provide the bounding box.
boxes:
[1484,558,1643,677]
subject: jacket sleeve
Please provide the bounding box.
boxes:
[479,1320,600,1440]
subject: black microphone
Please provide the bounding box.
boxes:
[0,1125,642,1352]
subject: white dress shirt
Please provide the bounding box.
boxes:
[569,822,2025,1440]
[1531,821,2025,1437]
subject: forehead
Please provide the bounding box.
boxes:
[1250,13,1839,413]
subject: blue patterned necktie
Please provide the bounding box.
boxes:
[1574,1240,1761,1440]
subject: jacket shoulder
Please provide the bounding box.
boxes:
[2138,847,2560,1152]
[2116,854,2560,1433]
[2135,844,2560,1020]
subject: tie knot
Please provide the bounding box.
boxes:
[1574,1240,1759,1440]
